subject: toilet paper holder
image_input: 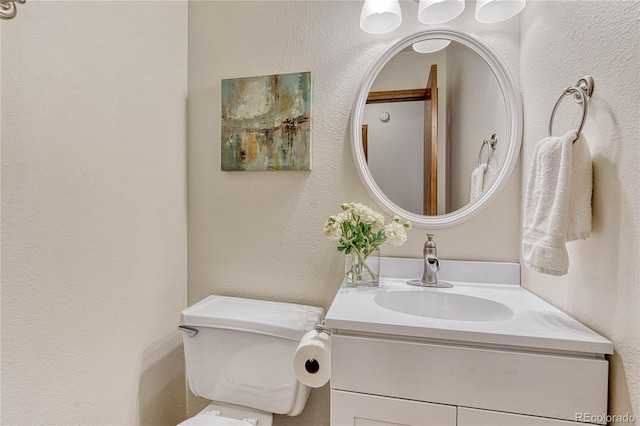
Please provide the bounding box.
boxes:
[315,321,331,335]
[295,321,332,387]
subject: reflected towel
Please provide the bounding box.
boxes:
[470,164,495,202]
[522,130,592,276]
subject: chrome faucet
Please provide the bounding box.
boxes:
[407,234,453,288]
[422,234,439,285]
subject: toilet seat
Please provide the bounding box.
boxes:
[177,402,272,426]
[178,413,255,426]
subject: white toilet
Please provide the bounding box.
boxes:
[178,295,325,426]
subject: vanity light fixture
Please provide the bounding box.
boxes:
[418,0,465,25]
[475,0,526,24]
[360,0,403,35]
[359,0,526,34]
[413,0,463,52]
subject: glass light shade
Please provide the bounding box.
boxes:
[412,39,451,53]
[418,0,465,24]
[360,0,402,34]
[475,0,526,23]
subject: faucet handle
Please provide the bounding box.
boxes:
[425,233,436,247]
[424,233,437,256]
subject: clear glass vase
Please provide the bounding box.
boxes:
[344,249,380,287]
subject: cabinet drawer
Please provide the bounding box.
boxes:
[331,335,608,422]
[331,390,456,426]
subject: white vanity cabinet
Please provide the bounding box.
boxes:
[329,334,607,426]
[325,260,613,426]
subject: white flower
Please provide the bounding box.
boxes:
[323,216,343,241]
[335,212,349,223]
[384,218,410,247]
[325,202,411,254]
[371,211,385,230]
[393,215,411,230]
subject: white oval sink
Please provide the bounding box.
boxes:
[374,291,513,321]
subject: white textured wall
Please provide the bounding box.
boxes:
[520,1,639,423]
[1,1,188,424]
[188,1,520,424]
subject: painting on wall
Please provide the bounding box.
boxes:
[221,71,312,171]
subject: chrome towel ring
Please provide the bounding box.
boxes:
[548,76,594,144]
[0,0,25,20]
[477,134,497,174]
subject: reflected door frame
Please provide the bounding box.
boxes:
[362,64,438,216]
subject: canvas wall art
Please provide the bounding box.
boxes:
[221,71,311,171]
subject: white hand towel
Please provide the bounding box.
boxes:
[483,163,496,190]
[469,164,496,202]
[470,164,487,202]
[567,133,593,241]
[522,129,592,276]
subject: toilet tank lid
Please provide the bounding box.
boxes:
[181,295,324,341]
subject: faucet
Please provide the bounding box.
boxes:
[407,234,453,288]
[422,234,439,285]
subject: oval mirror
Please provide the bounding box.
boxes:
[351,27,523,229]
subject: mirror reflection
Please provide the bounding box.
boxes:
[362,39,507,216]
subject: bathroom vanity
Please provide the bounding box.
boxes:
[325,258,613,426]
[338,24,615,425]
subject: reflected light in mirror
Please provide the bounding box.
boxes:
[360,0,403,34]
[475,0,526,23]
[418,0,465,24]
[412,39,451,53]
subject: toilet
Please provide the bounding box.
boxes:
[178,295,324,425]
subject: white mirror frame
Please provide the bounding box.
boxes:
[351,26,523,229]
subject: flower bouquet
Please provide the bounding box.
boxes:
[324,202,411,287]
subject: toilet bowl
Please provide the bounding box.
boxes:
[178,295,324,425]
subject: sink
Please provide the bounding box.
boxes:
[326,258,614,354]
[374,291,513,321]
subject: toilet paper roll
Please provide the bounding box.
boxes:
[293,329,331,388]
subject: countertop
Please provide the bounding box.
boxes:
[325,258,614,356]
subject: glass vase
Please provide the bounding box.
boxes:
[344,249,380,287]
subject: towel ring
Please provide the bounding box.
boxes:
[477,134,497,173]
[548,76,594,144]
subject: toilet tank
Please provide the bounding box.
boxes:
[180,296,324,416]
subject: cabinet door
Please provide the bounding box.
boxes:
[458,407,587,425]
[331,390,456,426]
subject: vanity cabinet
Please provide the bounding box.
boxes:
[330,334,608,426]
[325,259,613,426]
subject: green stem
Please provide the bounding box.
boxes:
[352,247,377,281]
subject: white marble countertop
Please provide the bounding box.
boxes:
[325,258,613,356]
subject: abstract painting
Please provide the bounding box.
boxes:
[221,71,311,171]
